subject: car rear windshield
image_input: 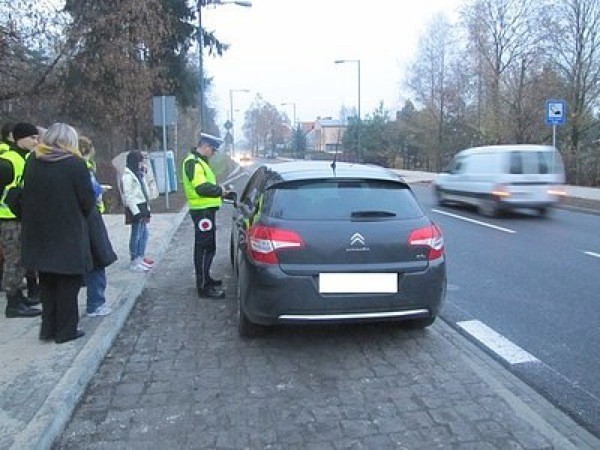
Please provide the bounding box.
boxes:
[268,179,424,220]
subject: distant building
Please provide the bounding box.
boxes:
[306,117,346,152]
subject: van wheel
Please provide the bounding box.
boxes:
[435,187,448,206]
[537,207,549,217]
[479,199,499,217]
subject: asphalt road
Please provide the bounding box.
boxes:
[411,183,600,437]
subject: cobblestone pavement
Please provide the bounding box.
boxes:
[56,210,598,449]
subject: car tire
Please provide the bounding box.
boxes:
[238,309,266,338]
[229,231,235,267]
[403,316,436,329]
[537,207,550,217]
[236,270,266,338]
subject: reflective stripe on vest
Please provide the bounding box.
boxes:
[0,150,26,219]
[182,154,222,210]
[0,142,9,154]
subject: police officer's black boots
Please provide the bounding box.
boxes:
[5,291,42,318]
[197,283,225,299]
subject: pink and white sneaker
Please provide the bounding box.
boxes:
[141,257,155,269]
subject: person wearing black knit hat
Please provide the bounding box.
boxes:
[0,122,41,317]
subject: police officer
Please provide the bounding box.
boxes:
[0,122,42,317]
[183,133,232,298]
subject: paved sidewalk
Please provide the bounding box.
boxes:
[0,210,187,449]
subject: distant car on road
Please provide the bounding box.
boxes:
[237,153,252,166]
[230,161,447,337]
[433,144,566,217]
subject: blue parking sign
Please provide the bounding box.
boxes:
[546,100,566,125]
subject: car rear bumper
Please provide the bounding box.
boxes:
[241,260,446,326]
[278,309,430,322]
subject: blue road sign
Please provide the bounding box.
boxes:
[546,100,566,125]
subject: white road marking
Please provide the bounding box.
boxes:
[432,209,516,234]
[457,320,539,365]
[583,251,600,259]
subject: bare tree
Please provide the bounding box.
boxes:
[544,0,600,183]
[461,0,542,143]
[0,1,73,104]
[408,13,457,171]
[243,95,286,156]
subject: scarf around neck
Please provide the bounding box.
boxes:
[34,143,82,162]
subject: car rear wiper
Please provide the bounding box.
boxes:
[351,210,397,218]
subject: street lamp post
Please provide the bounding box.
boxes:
[334,59,361,162]
[280,102,296,159]
[230,88,250,158]
[197,0,252,132]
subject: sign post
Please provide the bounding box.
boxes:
[153,96,177,209]
[545,100,566,148]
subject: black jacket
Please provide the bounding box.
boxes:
[21,155,96,275]
[88,207,118,269]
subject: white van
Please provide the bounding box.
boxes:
[433,144,566,216]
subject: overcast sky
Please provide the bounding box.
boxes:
[204,0,463,131]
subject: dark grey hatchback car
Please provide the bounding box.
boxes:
[230,161,446,337]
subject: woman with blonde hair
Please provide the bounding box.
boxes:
[21,123,96,343]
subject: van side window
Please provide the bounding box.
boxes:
[509,152,523,174]
[537,152,549,174]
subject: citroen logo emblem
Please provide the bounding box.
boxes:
[350,233,366,246]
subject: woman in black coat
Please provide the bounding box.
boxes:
[21,123,96,344]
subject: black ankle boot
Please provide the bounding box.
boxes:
[6,300,41,318]
[6,291,41,317]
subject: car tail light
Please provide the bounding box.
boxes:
[247,225,305,264]
[408,224,444,260]
[492,184,511,198]
[547,187,566,196]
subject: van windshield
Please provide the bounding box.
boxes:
[509,151,563,175]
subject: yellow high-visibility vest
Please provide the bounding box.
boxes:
[0,150,26,220]
[182,154,222,210]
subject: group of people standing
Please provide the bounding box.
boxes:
[0,122,120,343]
[0,121,230,343]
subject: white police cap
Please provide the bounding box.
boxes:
[198,132,223,150]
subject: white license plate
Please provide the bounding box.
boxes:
[319,273,398,294]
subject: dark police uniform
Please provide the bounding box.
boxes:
[183,133,226,298]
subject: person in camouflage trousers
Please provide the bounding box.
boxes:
[0,122,41,317]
